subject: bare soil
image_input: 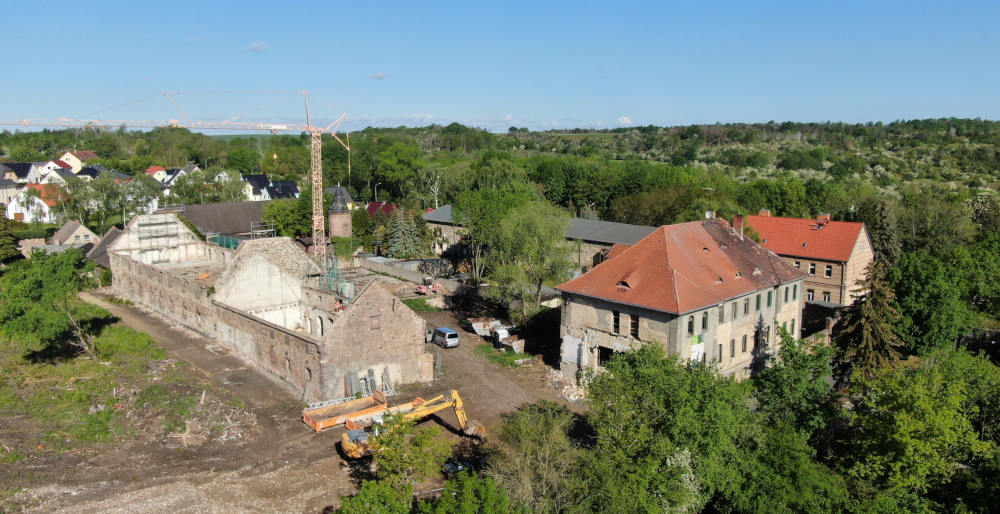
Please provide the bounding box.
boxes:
[1,292,579,512]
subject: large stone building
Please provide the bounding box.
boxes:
[556,219,805,383]
[109,213,433,401]
[741,211,872,306]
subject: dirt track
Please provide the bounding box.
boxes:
[3,292,576,512]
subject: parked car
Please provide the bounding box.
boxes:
[426,327,460,348]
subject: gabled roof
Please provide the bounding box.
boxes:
[70,150,100,161]
[0,177,17,188]
[146,166,166,175]
[745,214,865,262]
[182,164,200,173]
[86,227,123,269]
[567,218,657,245]
[179,201,269,236]
[49,220,96,245]
[24,183,62,207]
[52,160,72,169]
[267,180,299,199]
[241,173,270,193]
[422,204,454,224]
[557,219,804,315]
[1,162,34,178]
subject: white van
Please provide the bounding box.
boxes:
[426,327,460,348]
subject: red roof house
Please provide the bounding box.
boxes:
[741,211,873,305]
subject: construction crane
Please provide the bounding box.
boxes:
[340,389,486,459]
[0,91,349,265]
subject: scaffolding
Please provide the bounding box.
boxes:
[206,232,241,250]
[250,221,276,239]
[319,255,355,300]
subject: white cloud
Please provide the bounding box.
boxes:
[368,72,387,80]
[616,116,633,125]
[503,114,513,121]
[246,42,269,52]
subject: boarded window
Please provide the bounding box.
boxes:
[687,316,694,335]
[613,311,621,334]
[701,312,707,331]
[742,334,747,353]
[370,315,381,330]
[631,315,640,338]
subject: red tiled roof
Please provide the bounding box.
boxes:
[745,214,864,262]
[25,183,62,207]
[605,243,631,261]
[557,219,804,314]
[71,150,99,161]
[146,166,166,175]
[53,160,72,169]
[366,201,398,218]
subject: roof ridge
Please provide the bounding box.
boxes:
[656,226,681,312]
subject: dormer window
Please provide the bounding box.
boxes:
[616,280,630,292]
[735,272,742,279]
[752,267,761,276]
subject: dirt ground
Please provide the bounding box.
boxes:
[1,292,578,513]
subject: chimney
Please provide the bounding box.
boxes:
[758,209,771,217]
[733,214,744,241]
[816,213,831,226]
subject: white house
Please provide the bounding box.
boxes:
[58,151,100,173]
[6,183,61,223]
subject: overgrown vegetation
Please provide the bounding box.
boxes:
[401,298,442,312]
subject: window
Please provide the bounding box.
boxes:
[755,294,761,311]
[84,234,90,240]
[793,284,798,300]
[598,346,614,366]
[687,315,694,335]
[631,315,640,338]
[370,315,381,330]
[823,291,831,302]
[825,265,833,278]
[767,291,773,307]
[613,311,621,334]
[791,319,796,336]
[718,344,723,362]
[742,334,747,353]
[74,235,80,241]
[743,299,749,315]
[793,261,800,268]
[807,289,815,301]
[732,302,737,319]
[701,312,707,331]
[808,263,816,276]
[784,287,789,303]
[730,339,735,358]
[718,306,724,323]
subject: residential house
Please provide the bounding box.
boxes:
[422,204,657,272]
[6,183,62,223]
[86,227,123,269]
[146,166,168,182]
[58,151,100,173]
[266,180,300,199]
[241,173,272,201]
[741,211,873,306]
[176,201,269,238]
[78,166,131,183]
[366,201,398,220]
[556,218,806,383]
[0,178,21,207]
[49,220,98,246]
[1,162,36,183]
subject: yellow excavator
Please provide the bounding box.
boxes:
[340,389,485,459]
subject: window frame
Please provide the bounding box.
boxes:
[630,315,640,338]
[808,263,816,276]
[613,311,621,334]
[824,264,833,278]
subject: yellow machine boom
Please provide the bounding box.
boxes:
[340,389,484,459]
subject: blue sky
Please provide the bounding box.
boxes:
[2,1,998,132]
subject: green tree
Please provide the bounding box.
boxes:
[754,329,839,447]
[386,210,420,259]
[843,358,995,510]
[418,472,520,514]
[336,479,411,514]
[226,147,260,172]
[485,402,583,513]
[372,414,451,490]
[890,251,976,354]
[834,262,904,382]
[351,207,371,237]
[0,216,19,262]
[452,181,538,284]
[486,201,571,317]
[262,198,309,237]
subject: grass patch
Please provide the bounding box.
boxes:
[403,298,443,312]
[105,296,134,306]
[475,343,526,368]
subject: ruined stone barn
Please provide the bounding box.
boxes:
[108,213,433,401]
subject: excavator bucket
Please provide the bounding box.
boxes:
[463,420,486,439]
